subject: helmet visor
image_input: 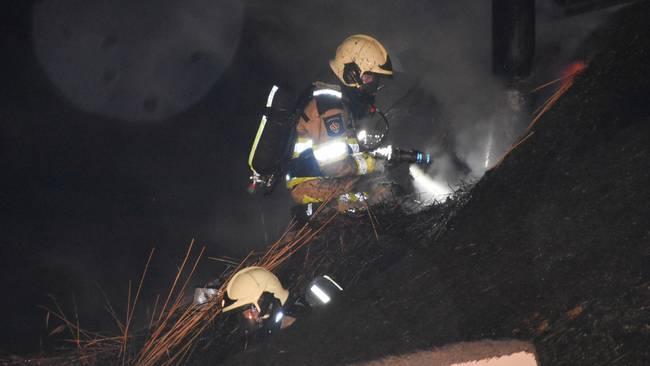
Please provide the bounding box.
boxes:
[376,54,393,75]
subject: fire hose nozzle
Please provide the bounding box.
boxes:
[370,145,432,166]
[392,148,432,166]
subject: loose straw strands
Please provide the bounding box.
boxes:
[31,183,345,365]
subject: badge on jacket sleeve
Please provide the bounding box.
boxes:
[324,114,345,136]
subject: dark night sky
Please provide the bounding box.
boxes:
[0,0,615,354]
[1,0,293,353]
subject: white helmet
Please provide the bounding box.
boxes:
[222,266,289,313]
[329,34,393,87]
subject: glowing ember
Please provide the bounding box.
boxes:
[562,60,587,79]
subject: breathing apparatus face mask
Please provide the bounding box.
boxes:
[342,62,363,86]
[359,72,382,95]
[236,292,284,333]
[343,63,383,95]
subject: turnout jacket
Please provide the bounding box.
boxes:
[286,82,376,203]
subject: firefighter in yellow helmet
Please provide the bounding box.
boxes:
[329,34,393,89]
[286,34,394,215]
[221,266,294,336]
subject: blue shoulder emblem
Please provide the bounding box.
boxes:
[324,114,345,137]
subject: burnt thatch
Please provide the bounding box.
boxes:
[216,3,650,365]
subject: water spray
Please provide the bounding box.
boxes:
[409,165,452,204]
[484,123,494,169]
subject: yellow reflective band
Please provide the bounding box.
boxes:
[248,115,267,175]
[351,153,375,175]
[301,195,323,204]
[365,153,376,173]
[286,176,319,189]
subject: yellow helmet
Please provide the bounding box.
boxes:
[222,266,289,313]
[329,34,393,87]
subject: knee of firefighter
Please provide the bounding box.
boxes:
[290,177,359,204]
[290,180,333,204]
